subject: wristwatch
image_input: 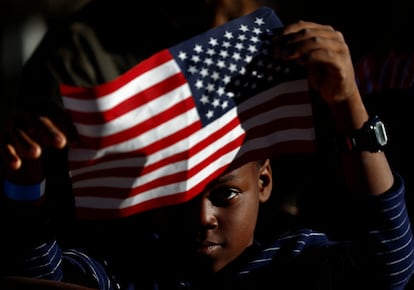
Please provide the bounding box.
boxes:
[339,115,388,153]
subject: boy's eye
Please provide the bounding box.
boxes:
[209,188,240,206]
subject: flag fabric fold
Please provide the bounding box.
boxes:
[59,7,316,220]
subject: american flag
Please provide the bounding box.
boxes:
[59,7,316,220]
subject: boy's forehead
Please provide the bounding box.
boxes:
[214,161,260,182]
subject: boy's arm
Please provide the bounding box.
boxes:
[0,113,115,289]
[276,20,414,288]
[0,179,116,290]
[361,173,414,288]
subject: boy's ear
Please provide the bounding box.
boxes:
[258,159,272,203]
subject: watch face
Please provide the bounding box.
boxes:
[339,116,388,153]
[373,120,388,146]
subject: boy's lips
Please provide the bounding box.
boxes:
[196,241,223,255]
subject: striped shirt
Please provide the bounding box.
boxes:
[4,173,414,290]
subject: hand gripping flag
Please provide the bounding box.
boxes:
[59,7,316,220]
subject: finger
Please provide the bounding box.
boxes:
[282,20,335,36]
[280,33,347,64]
[0,127,41,171]
[37,116,67,149]
[0,143,22,171]
[11,128,42,160]
[10,111,68,148]
[1,142,45,182]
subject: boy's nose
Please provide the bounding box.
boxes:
[198,198,218,229]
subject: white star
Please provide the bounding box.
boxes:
[191,55,201,63]
[223,75,231,84]
[238,34,247,41]
[221,100,229,109]
[255,17,265,26]
[200,68,209,77]
[217,60,226,68]
[200,94,209,104]
[217,87,225,96]
[206,110,214,119]
[222,41,231,49]
[207,48,216,56]
[250,36,260,43]
[247,45,258,53]
[232,52,241,61]
[253,27,262,35]
[178,51,187,60]
[224,31,234,40]
[209,37,218,46]
[239,24,249,32]
[227,92,235,98]
[235,43,244,50]
[206,83,215,92]
[212,98,220,107]
[188,65,198,74]
[194,44,203,53]
[229,63,238,72]
[204,58,214,66]
[245,55,253,63]
[195,79,204,89]
[219,50,229,58]
[211,71,220,80]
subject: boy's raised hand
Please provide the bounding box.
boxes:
[0,112,68,184]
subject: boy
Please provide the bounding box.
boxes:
[1,5,413,290]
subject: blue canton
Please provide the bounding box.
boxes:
[169,7,286,127]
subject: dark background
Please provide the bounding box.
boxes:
[0,0,89,125]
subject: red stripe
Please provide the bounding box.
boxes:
[74,141,315,220]
[65,73,187,125]
[74,159,237,220]
[72,133,245,198]
[239,91,310,121]
[59,50,173,99]
[69,118,202,168]
[70,115,242,182]
[72,96,195,149]
[246,115,314,140]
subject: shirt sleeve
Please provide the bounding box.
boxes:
[0,193,116,290]
[4,238,116,290]
[363,172,414,289]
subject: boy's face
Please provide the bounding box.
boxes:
[185,159,273,272]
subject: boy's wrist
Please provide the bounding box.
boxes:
[3,179,46,201]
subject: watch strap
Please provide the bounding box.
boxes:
[337,115,388,153]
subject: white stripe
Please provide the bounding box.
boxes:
[69,104,242,174]
[238,79,308,112]
[71,109,245,188]
[73,83,192,137]
[235,127,315,158]
[74,148,241,209]
[62,59,179,111]
[68,83,310,164]
[68,105,199,162]
[242,103,313,131]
